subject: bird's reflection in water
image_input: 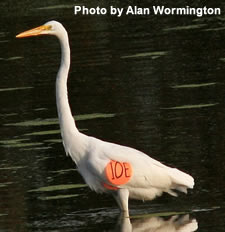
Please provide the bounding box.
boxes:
[116,214,198,232]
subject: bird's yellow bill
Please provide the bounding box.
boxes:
[16,25,51,38]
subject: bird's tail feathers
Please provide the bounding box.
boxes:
[168,168,194,193]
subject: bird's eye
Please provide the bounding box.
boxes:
[46,25,52,30]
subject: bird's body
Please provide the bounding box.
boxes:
[73,135,193,197]
[16,21,194,217]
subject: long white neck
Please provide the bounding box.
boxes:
[55,29,87,164]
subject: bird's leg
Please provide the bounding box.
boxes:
[113,188,130,217]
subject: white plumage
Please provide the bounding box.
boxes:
[16,20,194,217]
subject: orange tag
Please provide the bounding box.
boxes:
[103,183,119,190]
[105,160,132,186]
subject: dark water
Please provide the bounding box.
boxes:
[0,1,225,231]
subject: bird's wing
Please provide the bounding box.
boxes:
[86,137,192,191]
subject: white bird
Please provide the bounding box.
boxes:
[16,21,194,217]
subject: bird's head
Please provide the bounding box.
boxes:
[16,21,65,38]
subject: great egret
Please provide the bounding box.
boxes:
[16,21,194,217]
